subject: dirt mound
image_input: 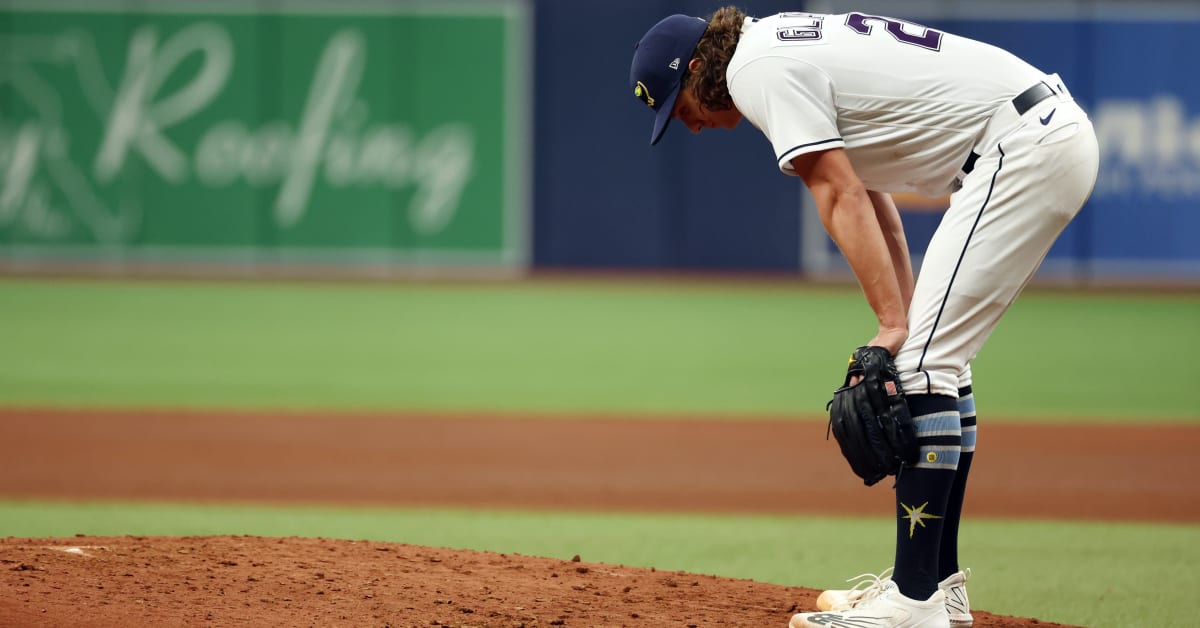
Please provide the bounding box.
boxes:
[0,535,1074,627]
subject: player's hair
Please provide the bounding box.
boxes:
[684,5,747,112]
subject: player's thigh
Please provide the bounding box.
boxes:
[896,106,1098,395]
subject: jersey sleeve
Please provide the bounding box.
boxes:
[728,56,843,175]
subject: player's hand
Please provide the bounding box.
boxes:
[849,328,907,386]
[867,327,907,357]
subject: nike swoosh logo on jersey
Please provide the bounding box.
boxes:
[1039,108,1056,125]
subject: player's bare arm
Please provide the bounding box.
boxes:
[791,148,908,356]
[868,190,915,316]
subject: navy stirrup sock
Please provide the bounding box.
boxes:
[892,393,960,601]
[939,385,977,580]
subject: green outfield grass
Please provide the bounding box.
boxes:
[0,278,1197,420]
[1,500,1195,628]
[2,277,1198,628]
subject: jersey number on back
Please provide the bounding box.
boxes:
[845,13,943,51]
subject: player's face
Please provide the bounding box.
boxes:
[672,86,743,134]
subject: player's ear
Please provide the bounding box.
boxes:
[687,58,703,73]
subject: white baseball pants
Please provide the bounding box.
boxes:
[895,77,1101,397]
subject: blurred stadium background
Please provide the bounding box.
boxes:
[1,0,1197,282]
[2,1,1199,627]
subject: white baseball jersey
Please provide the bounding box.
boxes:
[727,12,1046,196]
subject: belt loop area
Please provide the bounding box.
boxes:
[1011,81,1056,116]
[963,75,1065,177]
[961,151,980,175]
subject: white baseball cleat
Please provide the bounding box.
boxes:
[791,581,950,628]
[815,567,895,612]
[938,570,973,628]
[815,568,972,628]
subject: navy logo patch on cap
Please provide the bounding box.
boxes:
[634,81,655,108]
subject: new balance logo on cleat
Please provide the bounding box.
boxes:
[945,587,968,614]
[939,569,973,627]
[803,613,883,627]
[792,581,949,628]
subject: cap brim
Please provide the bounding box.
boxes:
[649,83,683,146]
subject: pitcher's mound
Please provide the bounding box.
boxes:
[0,535,1073,627]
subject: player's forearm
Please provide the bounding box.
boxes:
[868,191,915,315]
[816,184,908,336]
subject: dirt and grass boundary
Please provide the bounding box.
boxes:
[3,407,1198,626]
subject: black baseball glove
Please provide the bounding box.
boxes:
[826,346,919,486]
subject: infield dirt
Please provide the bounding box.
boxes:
[4,407,1198,627]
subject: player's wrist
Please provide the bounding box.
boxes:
[871,327,908,356]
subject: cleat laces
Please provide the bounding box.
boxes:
[839,567,894,608]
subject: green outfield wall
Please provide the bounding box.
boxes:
[0,1,529,268]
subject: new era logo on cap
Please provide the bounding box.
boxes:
[629,14,708,145]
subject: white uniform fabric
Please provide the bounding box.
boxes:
[727,12,1099,396]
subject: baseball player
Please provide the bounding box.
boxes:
[630,8,1099,628]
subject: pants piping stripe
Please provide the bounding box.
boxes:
[915,144,1006,393]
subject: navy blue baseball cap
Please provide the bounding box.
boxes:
[630,14,708,145]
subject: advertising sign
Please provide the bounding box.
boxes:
[0,2,529,269]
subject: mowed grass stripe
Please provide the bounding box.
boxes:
[0,278,1196,420]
